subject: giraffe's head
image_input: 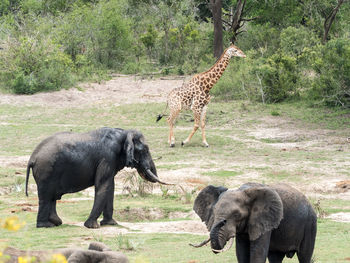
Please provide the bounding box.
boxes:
[225,44,246,59]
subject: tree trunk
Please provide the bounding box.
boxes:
[322,0,346,43]
[230,0,246,43]
[210,0,223,58]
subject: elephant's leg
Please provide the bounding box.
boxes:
[297,229,316,262]
[84,162,114,228]
[236,234,250,263]
[100,179,117,226]
[49,200,62,226]
[267,251,285,263]
[249,231,271,263]
[37,199,55,228]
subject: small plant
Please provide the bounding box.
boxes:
[116,234,136,251]
[17,256,36,263]
[1,216,25,231]
[160,186,170,198]
[271,110,280,116]
[49,253,67,263]
[313,199,328,219]
[122,170,153,197]
[92,233,105,243]
[14,176,25,192]
[0,252,10,263]
[178,185,197,204]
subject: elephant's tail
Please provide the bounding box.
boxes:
[26,161,34,197]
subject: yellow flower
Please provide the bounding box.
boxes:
[2,216,25,231]
[50,254,67,263]
[17,256,34,263]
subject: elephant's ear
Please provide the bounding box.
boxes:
[244,187,283,241]
[124,131,135,167]
[193,185,228,231]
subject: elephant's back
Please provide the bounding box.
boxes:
[269,183,316,253]
[272,184,315,218]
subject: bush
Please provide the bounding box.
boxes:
[254,52,300,103]
[56,0,133,71]
[0,35,75,94]
[310,38,350,108]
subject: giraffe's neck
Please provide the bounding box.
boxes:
[198,55,230,93]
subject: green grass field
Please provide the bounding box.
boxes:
[0,94,349,262]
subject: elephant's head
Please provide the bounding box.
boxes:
[124,130,170,185]
[193,183,283,253]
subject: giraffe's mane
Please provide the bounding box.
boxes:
[194,45,232,78]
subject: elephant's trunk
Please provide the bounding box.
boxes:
[210,219,227,253]
[189,237,211,248]
[145,169,173,185]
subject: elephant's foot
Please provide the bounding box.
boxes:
[49,215,62,226]
[37,221,56,228]
[84,219,100,229]
[100,218,118,226]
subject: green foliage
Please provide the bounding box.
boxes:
[56,0,133,70]
[254,52,300,103]
[0,0,349,107]
[311,38,350,108]
[140,24,158,53]
[0,35,75,94]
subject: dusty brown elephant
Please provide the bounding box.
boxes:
[3,242,128,263]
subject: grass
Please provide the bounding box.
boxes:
[0,97,349,262]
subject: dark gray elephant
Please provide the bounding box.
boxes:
[192,183,317,263]
[25,127,169,228]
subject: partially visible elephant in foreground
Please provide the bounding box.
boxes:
[4,242,128,263]
[26,127,169,228]
[192,183,317,263]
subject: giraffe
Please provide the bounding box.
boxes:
[157,44,246,147]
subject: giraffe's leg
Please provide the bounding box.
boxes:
[200,105,209,147]
[167,108,180,147]
[182,109,201,146]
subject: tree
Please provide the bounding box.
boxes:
[322,0,347,43]
[209,0,223,58]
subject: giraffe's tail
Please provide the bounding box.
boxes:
[156,114,164,122]
[156,103,169,122]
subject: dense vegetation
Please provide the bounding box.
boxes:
[0,0,349,108]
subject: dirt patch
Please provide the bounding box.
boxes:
[72,218,208,236]
[327,212,350,223]
[0,156,29,168]
[335,180,350,192]
[0,75,185,108]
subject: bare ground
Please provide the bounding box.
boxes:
[1,75,349,233]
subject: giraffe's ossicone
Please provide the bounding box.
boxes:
[157,44,246,147]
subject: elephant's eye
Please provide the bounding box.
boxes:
[232,211,241,219]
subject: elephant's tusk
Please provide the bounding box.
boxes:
[146,169,175,185]
[211,237,234,253]
[189,237,211,248]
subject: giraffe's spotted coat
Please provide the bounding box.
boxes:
[165,44,246,147]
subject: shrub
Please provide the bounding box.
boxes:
[310,38,350,108]
[253,52,300,103]
[0,35,75,94]
[56,0,133,71]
